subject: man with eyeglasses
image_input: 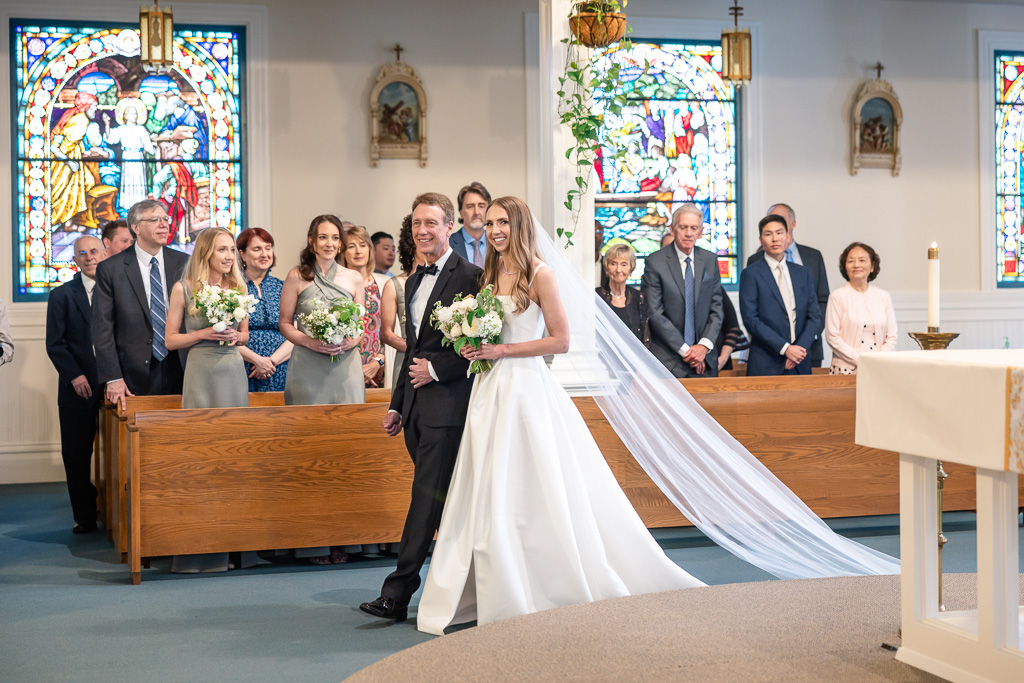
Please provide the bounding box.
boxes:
[46,235,104,533]
[93,199,189,409]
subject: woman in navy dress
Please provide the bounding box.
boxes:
[237,227,293,392]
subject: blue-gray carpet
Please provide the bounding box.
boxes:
[0,482,1011,682]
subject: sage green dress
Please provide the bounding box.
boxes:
[172,281,249,574]
[284,263,365,406]
[284,263,365,559]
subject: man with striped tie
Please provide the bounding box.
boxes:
[641,203,725,378]
[93,199,189,408]
[448,182,491,267]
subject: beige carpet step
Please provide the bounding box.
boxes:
[347,573,1024,682]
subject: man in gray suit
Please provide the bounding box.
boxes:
[93,199,189,408]
[642,204,724,377]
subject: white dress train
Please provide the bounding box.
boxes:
[416,290,704,636]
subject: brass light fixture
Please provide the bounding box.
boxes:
[140,1,174,70]
[721,1,751,86]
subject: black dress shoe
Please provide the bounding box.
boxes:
[72,521,97,535]
[359,596,408,622]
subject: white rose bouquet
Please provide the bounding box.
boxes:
[194,283,258,345]
[430,285,505,374]
[297,298,365,363]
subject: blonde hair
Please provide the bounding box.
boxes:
[342,224,376,276]
[183,228,247,314]
[482,196,538,313]
[602,242,637,272]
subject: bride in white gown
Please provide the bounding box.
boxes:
[416,197,705,636]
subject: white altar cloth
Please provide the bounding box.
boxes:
[857,349,1024,683]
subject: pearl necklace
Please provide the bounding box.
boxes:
[500,260,516,276]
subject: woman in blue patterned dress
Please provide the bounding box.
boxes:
[237,228,293,391]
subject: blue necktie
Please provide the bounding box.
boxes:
[785,246,796,263]
[683,256,696,347]
[150,257,168,361]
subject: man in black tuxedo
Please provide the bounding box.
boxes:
[746,203,829,366]
[45,235,104,533]
[93,199,189,408]
[642,204,724,377]
[361,192,482,622]
[740,214,821,376]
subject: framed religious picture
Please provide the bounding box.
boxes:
[851,65,902,176]
[370,46,427,167]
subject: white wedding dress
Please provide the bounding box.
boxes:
[416,287,705,636]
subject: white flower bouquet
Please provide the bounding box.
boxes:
[430,285,505,374]
[194,283,258,345]
[297,298,365,363]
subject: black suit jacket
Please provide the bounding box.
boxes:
[738,257,821,376]
[389,252,482,428]
[92,246,189,392]
[641,244,724,377]
[45,274,99,407]
[747,243,828,363]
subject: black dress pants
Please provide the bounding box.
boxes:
[57,392,100,525]
[381,410,463,606]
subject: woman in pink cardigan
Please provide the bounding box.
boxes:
[825,242,898,374]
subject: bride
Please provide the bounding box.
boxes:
[415,197,706,635]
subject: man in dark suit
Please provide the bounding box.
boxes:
[740,214,821,376]
[642,204,724,377]
[93,199,189,409]
[447,181,491,267]
[361,192,482,622]
[46,236,104,534]
[746,203,829,366]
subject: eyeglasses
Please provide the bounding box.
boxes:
[138,216,172,225]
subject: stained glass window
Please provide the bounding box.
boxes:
[996,51,1024,287]
[11,20,245,301]
[594,41,740,286]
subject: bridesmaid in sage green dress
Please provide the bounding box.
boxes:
[278,215,365,564]
[165,227,251,574]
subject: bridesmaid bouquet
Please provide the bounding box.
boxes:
[430,285,505,374]
[195,283,258,345]
[297,298,365,363]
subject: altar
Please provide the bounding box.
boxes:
[856,349,1024,683]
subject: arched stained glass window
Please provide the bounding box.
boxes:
[594,41,740,286]
[996,51,1024,287]
[11,20,245,301]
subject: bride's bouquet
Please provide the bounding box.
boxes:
[194,283,258,345]
[430,285,505,374]
[297,298,365,362]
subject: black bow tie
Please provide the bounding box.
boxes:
[416,263,439,276]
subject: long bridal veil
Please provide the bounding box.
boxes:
[534,222,899,579]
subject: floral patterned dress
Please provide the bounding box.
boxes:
[244,273,289,392]
[360,277,383,386]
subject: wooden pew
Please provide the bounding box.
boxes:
[108,390,389,561]
[128,402,404,584]
[125,376,1024,583]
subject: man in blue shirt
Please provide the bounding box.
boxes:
[448,182,491,267]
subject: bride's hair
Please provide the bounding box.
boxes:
[482,196,538,313]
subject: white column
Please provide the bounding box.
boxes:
[537,0,596,283]
[975,468,1020,651]
[536,0,602,394]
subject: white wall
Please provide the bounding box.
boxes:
[3,0,1024,482]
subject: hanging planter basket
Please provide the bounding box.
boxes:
[570,6,626,48]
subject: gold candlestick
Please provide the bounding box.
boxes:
[908,331,959,350]
[908,328,958,613]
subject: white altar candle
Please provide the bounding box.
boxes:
[928,243,939,330]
